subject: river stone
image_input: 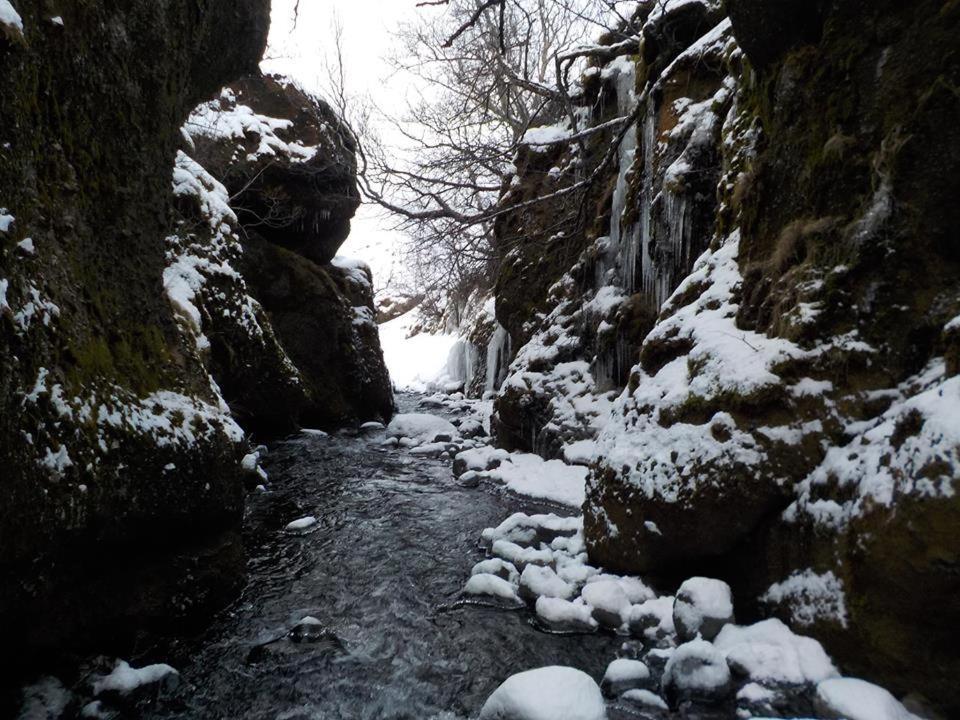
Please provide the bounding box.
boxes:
[479,666,606,720]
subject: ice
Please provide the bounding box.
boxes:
[378,308,460,392]
[815,677,917,720]
[479,666,606,720]
[92,660,179,696]
[301,428,329,437]
[713,618,838,685]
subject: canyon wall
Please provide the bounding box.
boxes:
[487,0,960,712]
[0,1,391,679]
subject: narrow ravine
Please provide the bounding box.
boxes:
[132,394,619,720]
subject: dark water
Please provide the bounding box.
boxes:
[137,396,620,719]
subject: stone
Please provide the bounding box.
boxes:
[479,666,606,720]
[601,658,652,697]
[672,577,734,642]
[661,639,732,707]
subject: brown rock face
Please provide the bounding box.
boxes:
[0,0,269,681]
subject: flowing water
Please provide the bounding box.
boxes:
[134,395,621,720]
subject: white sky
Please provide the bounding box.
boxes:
[261,0,427,295]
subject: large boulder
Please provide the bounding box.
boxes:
[183,74,394,429]
[0,0,269,676]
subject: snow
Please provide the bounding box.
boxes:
[479,666,606,720]
[673,577,733,639]
[16,237,35,254]
[183,92,317,163]
[472,558,519,584]
[92,660,179,696]
[788,359,960,528]
[663,639,731,692]
[386,413,457,443]
[285,516,318,532]
[713,618,838,685]
[464,573,521,603]
[457,448,588,507]
[603,658,649,685]
[378,308,460,391]
[621,689,667,710]
[760,569,849,629]
[521,121,574,150]
[580,580,630,624]
[627,596,675,638]
[520,565,575,600]
[535,597,598,630]
[815,678,917,720]
[0,2,22,33]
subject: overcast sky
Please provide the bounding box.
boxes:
[261,0,426,294]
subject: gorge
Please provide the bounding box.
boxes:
[1,1,957,719]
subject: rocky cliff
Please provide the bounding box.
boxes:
[487,0,960,712]
[180,74,394,433]
[0,0,391,684]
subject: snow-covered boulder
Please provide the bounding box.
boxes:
[479,666,606,720]
[672,577,734,641]
[713,618,837,686]
[534,597,598,633]
[601,659,652,697]
[581,580,631,629]
[464,573,522,607]
[814,678,917,720]
[519,565,575,602]
[628,596,676,641]
[661,639,732,705]
[386,413,458,444]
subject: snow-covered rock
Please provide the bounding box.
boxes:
[661,639,731,705]
[814,678,917,720]
[464,573,522,606]
[713,618,837,685]
[479,666,607,720]
[581,580,631,629]
[284,516,318,533]
[519,565,575,602]
[601,658,651,697]
[628,596,676,641]
[92,660,179,697]
[386,413,458,444]
[534,597,598,633]
[673,577,734,641]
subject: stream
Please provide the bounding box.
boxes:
[132,393,622,719]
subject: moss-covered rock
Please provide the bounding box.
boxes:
[0,0,269,679]
[584,0,960,713]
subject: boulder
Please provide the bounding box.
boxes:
[479,667,606,720]
[672,577,734,642]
